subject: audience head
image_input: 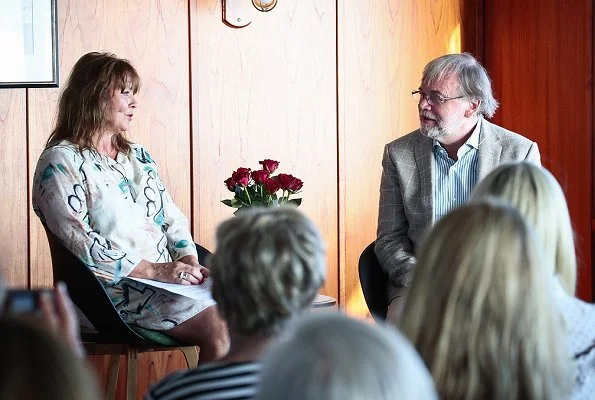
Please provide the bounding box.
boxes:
[48,52,140,152]
[401,200,570,400]
[0,317,100,400]
[422,52,498,118]
[256,313,438,400]
[471,161,577,294]
[210,206,326,337]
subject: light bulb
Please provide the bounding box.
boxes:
[252,0,277,12]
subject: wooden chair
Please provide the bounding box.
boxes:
[45,230,209,400]
[358,241,389,322]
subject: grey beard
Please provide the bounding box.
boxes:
[420,125,448,140]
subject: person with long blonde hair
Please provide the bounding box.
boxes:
[400,200,571,400]
[472,161,595,398]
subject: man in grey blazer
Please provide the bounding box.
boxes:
[375,53,540,323]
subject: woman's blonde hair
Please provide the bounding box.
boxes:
[47,52,140,154]
[400,200,570,400]
[471,161,577,295]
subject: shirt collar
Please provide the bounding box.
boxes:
[433,117,482,152]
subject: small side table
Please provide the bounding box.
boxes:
[312,294,337,310]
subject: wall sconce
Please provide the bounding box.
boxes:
[222,0,252,28]
[252,0,277,12]
[222,0,277,28]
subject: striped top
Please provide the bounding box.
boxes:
[146,361,261,400]
[432,120,481,223]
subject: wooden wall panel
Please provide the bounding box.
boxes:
[338,0,479,316]
[25,1,193,398]
[191,0,339,298]
[0,90,28,288]
[483,0,593,300]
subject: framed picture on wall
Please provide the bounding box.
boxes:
[0,0,58,88]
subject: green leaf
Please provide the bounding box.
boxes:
[221,199,242,208]
[246,185,259,198]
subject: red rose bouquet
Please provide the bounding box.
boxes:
[222,159,303,212]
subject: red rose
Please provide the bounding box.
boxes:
[232,167,251,187]
[259,159,280,174]
[224,176,236,191]
[251,169,270,184]
[263,178,281,194]
[288,177,303,192]
[277,174,303,192]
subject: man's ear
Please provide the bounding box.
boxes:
[464,99,481,118]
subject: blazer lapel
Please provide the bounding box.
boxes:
[414,133,434,227]
[477,120,503,181]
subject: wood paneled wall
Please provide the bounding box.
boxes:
[190,0,339,297]
[0,90,28,287]
[483,0,593,300]
[1,0,592,398]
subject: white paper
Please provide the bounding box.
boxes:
[128,277,214,302]
[128,276,335,308]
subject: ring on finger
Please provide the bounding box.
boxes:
[179,271,188,280]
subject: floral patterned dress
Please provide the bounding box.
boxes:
[32,140,215,330]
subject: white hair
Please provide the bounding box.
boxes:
[256,313,438,400]
[422,52,499,118]
[211,206,326,335]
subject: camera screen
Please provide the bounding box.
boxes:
[3,290,50,315]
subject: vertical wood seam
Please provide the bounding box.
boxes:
[26,88,31,289]
[336,0,346,308]
[187,0,195,234]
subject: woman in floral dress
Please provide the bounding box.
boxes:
[32,52,228,361]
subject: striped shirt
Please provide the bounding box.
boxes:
[432,120,481,223]
[146,361,261,400]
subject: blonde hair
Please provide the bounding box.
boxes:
[471,162,577,295]
[400,200,570,400]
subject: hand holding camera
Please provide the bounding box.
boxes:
[3,282,84,358]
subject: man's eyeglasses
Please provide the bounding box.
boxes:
[412,90,465,105]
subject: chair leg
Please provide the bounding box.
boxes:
[105,354,121,400]
[179,346,199,368]
[126,348,139,400]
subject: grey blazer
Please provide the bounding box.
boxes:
[375,119,540,289]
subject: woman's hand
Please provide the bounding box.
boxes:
[130,259,209,285]
[178,255,210,281]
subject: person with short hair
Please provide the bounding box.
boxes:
[255,312,438,400]
[375,53,540,323]
[400,200,571,400]
[32,52,227,360]
[471,161,595,398]
[146,206,327,400]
